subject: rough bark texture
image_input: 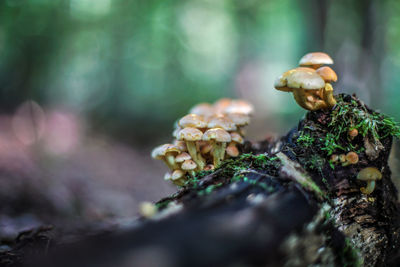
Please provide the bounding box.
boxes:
[1,94,399,267]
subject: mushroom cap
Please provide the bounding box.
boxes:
[172,127,182,139]
[151,144,178,159]
[316,66,338,83]
[165,144,180,154]
[214,98,233,114]
[164,172,172,181]
[171,169,185,180]
[201,143,213,154]
[189,103,215,117]
[299,52,333,67]
[345,152,359,164]
[173,140,187,151]
[226,144,239,157]
[227,113,250,127]
[179,114,207,128]
[286,68,325,90]
[357,167,382,181]
[207,115,237,131]
[202,128,231,142]
[177,127,203,141]
[204,164,215,171]
[181,159,197,171]
[175,152,191,163]
[224,100,254,116]
[230,132,244,144]
[274,67,316,92]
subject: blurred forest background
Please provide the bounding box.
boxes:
[1,0,400,233]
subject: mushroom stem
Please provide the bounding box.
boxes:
[220,142,227,161]
[322,83,337,108]
[196,152,206,170]
[360,180,376,195]
[186,141,201,169]
[212,142,227,167]
[188,170,196,177]
[165,153,179,170]
[292,89,312,110]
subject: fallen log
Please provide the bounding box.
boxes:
[2,94,400,267]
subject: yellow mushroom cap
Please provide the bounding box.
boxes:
[181,159,197,171]
[201,144,213,154]
[173,140,187,151]
[175,152,191,163]
[299,52,333,67]
[207,115,237,131]
[164,172,172,181]
[357,167,382,181]
[286,68,325,90]
[172,127,182,139]
[226,144,239,157]
[274,67,316,92]
[171,169,185,180]
[203,128,231,143]
[214,98,233,114]
[151,144,179,159]
[230,132,244,144]
[204,164,215,171]
[227,113,250,127]
[179,114,207,128]
[189,103,215,118]
[316,66,337,83]
[345,152,359,164]
[177,127,203,141]
[224,100,254,116]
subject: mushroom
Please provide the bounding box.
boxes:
[177,127,205,170]
[342,151,359,166]
[181,159,197,177]
[230,132,244,145]
[274,68,328,111]
[202,128,231,167]
[330,154,339,163]
[164,172,172,181]
[226,144,239,157]
[171,169,186,186]
[316,66,337,83]
[151,144,180,170]
[189,103,215,118]
[227,113,250,134]
[357,167,382,194]
[179,114,207,129]
[214,98,233,114]
[224,100,254,116]
[299,52,333,69]
[173,140,187,151]
[175,152,191,164]
[348,128,358,140]
[204,164,215,171]
[207,115,237,131]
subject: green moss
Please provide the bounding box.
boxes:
[184,153,282,195]
[296,96,400,158]
[340,238,363,267]
[296,131,315,147]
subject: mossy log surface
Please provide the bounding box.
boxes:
[1,94,400,267]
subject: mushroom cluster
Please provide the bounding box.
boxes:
[152,98,254,186]
[274,52,338,111]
